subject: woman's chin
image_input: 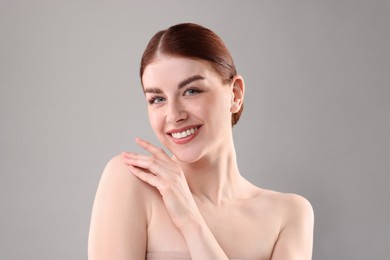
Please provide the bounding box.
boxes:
[171,150,203,164]
[162,140,204,164]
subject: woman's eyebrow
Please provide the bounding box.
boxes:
[144,87,162,94]
[178,75,205,89]
[143,75,205,94]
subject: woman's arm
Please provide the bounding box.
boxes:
[178,217,231,260]
[88,155,148,260]
[271,194,314,260]
[123,138,229,260]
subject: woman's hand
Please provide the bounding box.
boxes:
[123,138,230,260]
[122,138,201,230]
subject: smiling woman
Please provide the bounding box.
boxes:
[88,23,314,260]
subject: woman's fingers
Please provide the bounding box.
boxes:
[135,138,169,159]
[123,139,182,182]
[122,151,149,160]
[123,154,158,172]
[122,152,176,177]
[127,164,160,187]
[122,140,199,229]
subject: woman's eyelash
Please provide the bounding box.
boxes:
[184,87,202,95]
[148,96,165,104]
[148,88,202,104]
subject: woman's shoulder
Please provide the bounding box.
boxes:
[249,188,314,258]
[254,188,314,225]
[95,154,159,208]
[89,154,156,258]
[260,188,312,208]
[99,154,143,190]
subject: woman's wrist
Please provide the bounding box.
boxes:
[178,216,229,260]
[178,214,205,238]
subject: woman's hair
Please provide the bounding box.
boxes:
[140,23,243,126]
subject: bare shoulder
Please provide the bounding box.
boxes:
[88,154,156,259]
[256,188,313,219]
[100,154,140,184]
[254,189,314,259]
[99,154,159,195]
[99,154,146,190]
[280,192,313,224]
[92,154,160,220]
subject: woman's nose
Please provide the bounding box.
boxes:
[166,100,188,124]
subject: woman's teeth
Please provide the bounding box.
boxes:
[171,127,198,139]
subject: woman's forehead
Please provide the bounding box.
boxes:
[142,56,217,88]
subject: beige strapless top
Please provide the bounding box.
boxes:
[146,251,244,260]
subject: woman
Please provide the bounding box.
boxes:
[88,23,314,260]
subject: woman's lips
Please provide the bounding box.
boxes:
[167,125,202,144]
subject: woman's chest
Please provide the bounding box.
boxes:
[146,200,281,259]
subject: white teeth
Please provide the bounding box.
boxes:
[171,127,198,139]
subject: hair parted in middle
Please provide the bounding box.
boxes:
[140,23,243,126]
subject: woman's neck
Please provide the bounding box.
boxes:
[176,141,244,206]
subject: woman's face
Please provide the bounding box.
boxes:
[142,55,235,163]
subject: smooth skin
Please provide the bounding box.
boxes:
[88,56,314,259]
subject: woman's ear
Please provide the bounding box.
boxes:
[230,75,245,113]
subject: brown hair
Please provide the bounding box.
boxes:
[140,23,243,126]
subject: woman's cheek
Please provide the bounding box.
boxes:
[148,109,163,133]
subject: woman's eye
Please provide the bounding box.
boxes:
[184,88,201,96]
[149,96,165,104]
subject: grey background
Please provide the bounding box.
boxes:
[1,0,389,259]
